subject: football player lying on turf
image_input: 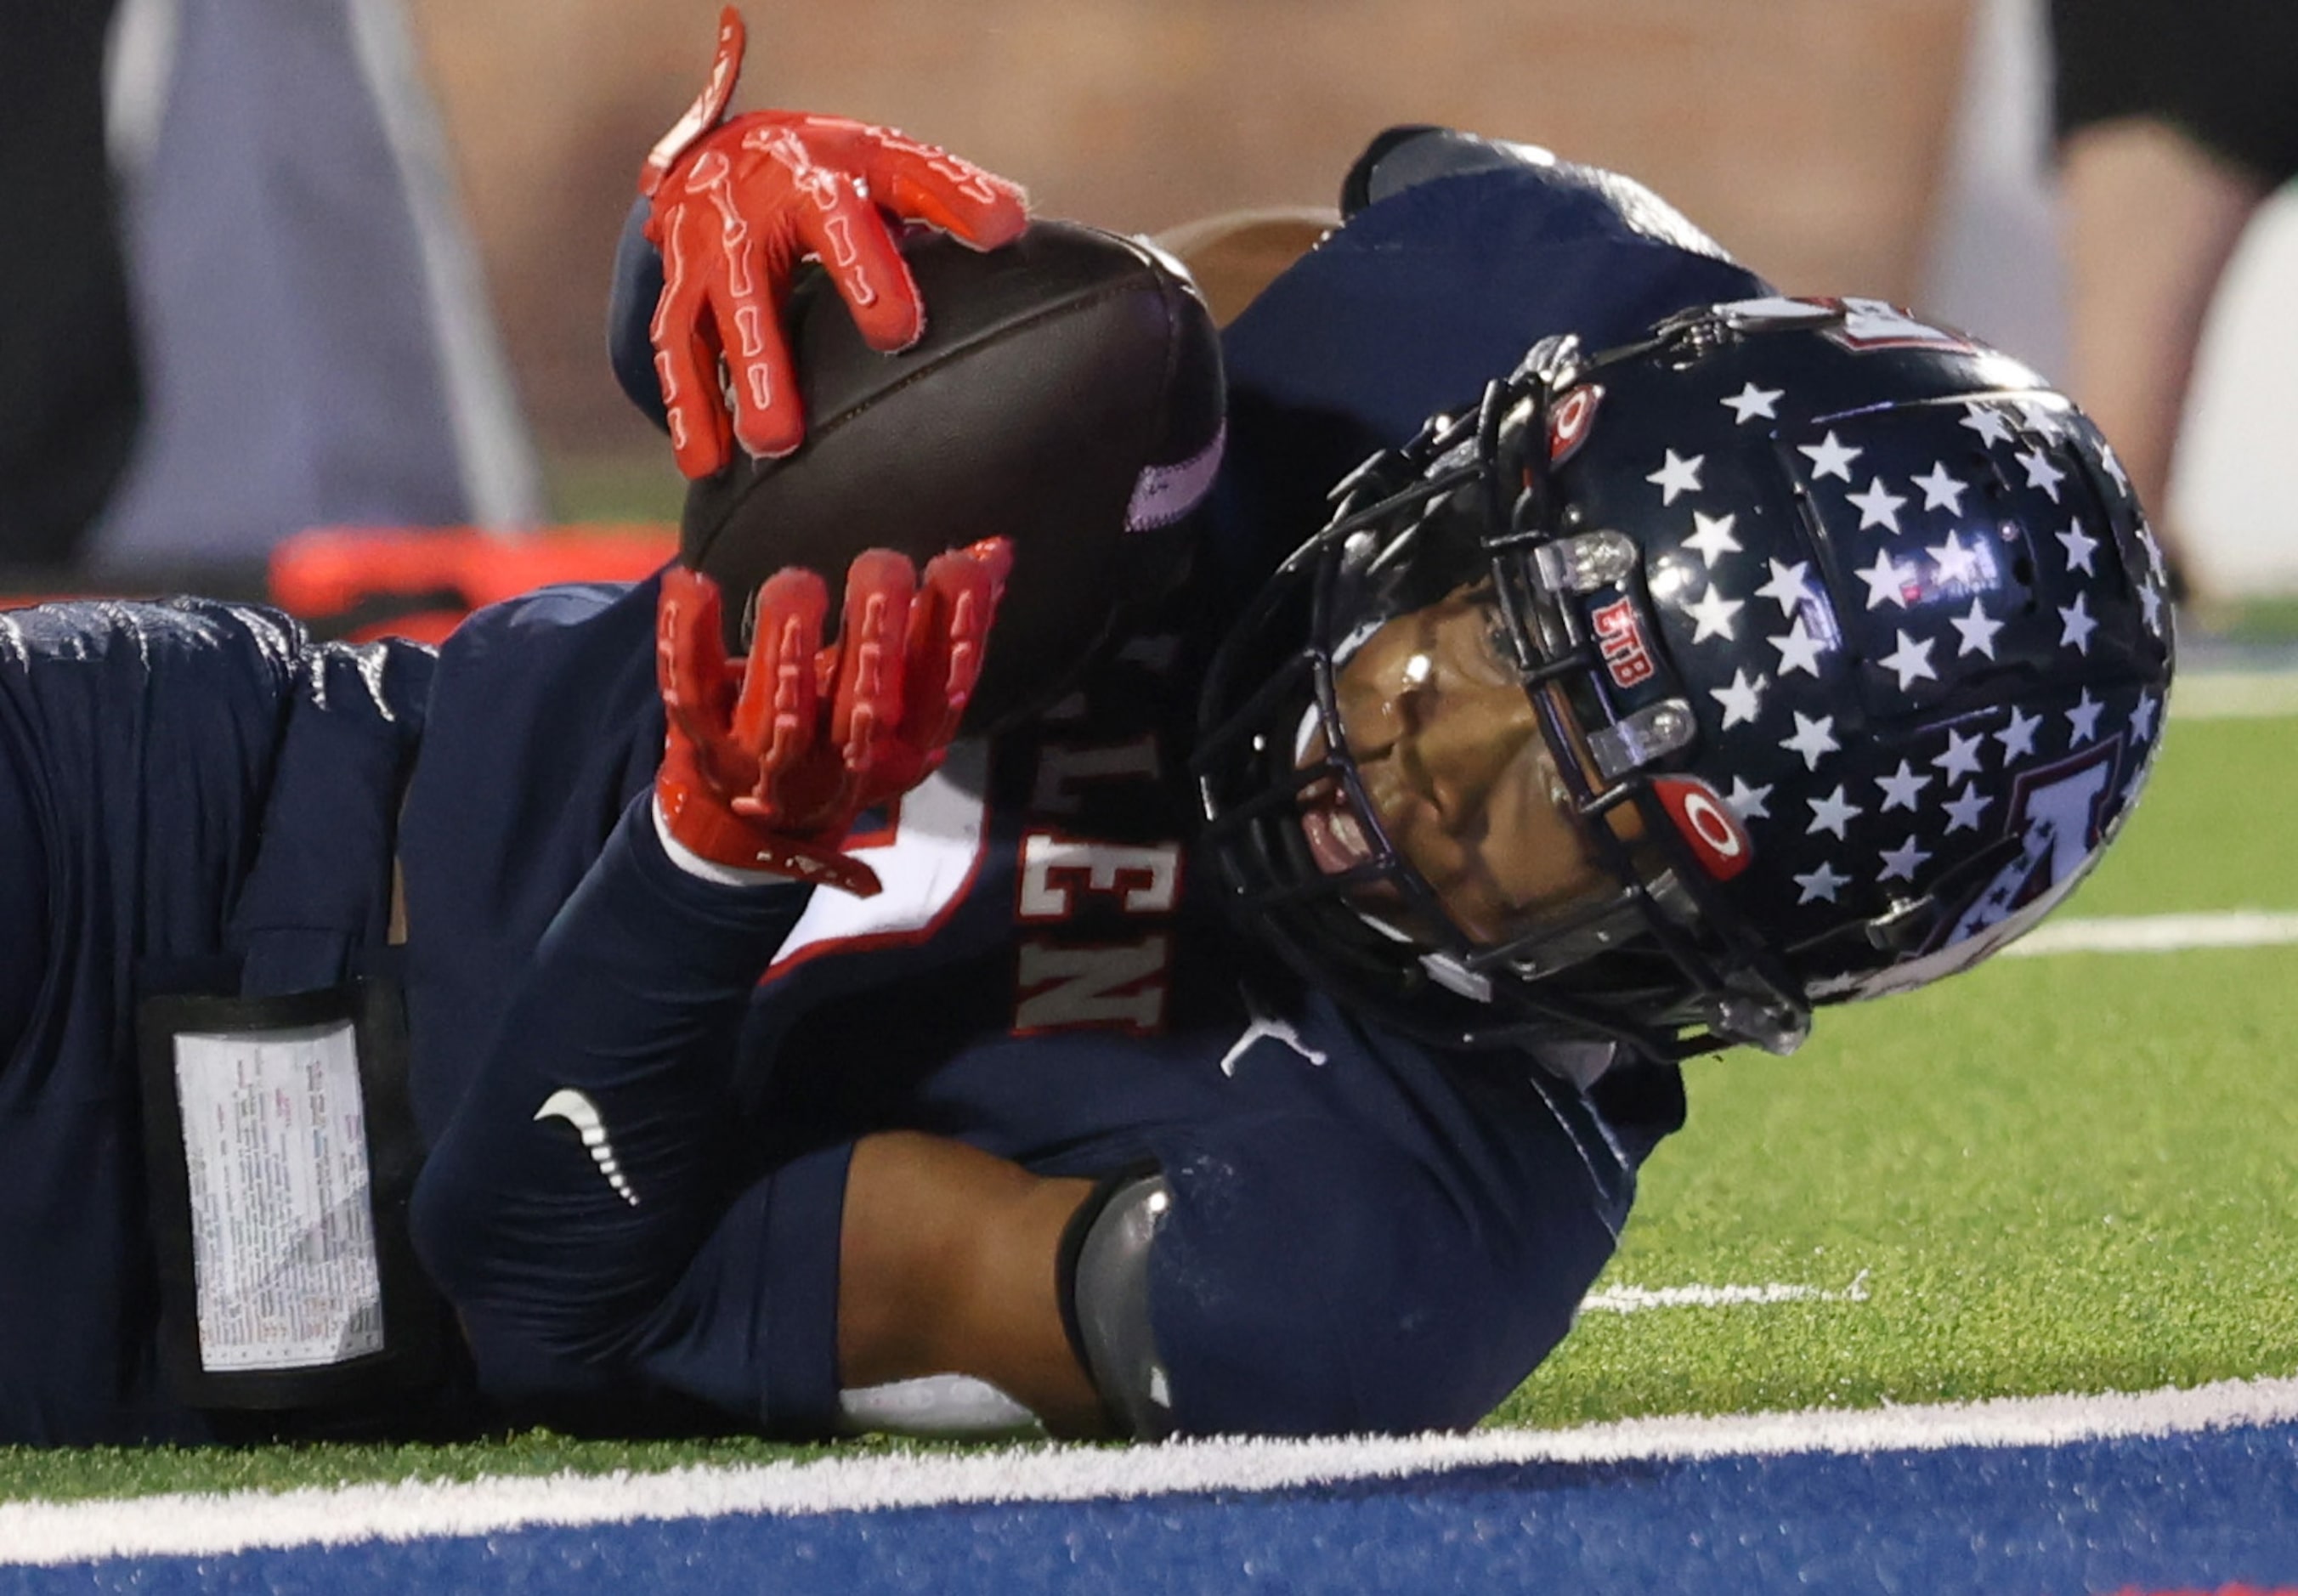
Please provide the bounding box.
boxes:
[410,25,2174,1440]
[0,13,2171,1446]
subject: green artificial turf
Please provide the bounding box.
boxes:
[3,706,2290,1503]
[1506,943,2298,1425]
[2063,709,2298,915]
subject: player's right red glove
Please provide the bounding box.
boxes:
[654,541,1011,897]
[641,8,1030,478]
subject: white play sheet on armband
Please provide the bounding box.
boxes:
[172,1022,386,1372]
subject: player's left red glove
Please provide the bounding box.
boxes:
[654,540,1012,897]
[641,8,1030,478]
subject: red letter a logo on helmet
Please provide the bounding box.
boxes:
[1653,775,1754,882]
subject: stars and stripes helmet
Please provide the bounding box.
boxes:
[1197,296,2174,1061]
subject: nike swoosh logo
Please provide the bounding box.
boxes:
[533,1088,641,1208]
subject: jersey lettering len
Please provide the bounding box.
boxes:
[758,639,1190,1036]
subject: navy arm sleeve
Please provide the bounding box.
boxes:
[410,795,852,1435]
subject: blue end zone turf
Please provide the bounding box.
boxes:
[20,1422,2298,1595]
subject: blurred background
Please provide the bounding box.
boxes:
[8,0,2297,619]
[427,0,1977,473]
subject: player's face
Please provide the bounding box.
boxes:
[1299,584,1639,945]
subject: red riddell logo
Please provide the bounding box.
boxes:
[1548,383,1603,464]
[1591,597,1656,688]
[1653,776,1753,881]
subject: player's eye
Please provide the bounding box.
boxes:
[1484,622,1516,674]
[1469,599,1526,687]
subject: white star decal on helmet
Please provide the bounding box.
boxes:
[1877,835,1932,884]
[1960,402,2015,447]
[1722,382,1784,423]
[1942,784,1994,833]
[1647,449,1706,504]
[1949,597,2004,659]
[1934,727,1986,781]
[1794,860,1852,903]
[1928,532,1986,588]
[1910,461,1968,513]
[2058,591,2098,654]
[1846,476,1908,534]
[1797,432,1862,483]
[2131,691,2160,743]
[1681,583,1744,643]
[1724,775,1774,821]
[2018,445,2067,503]
[1876,760,1932,812]
[2056,519,2099,575]
[1805,784,1862,839]
[1780,710,1840,770]
[1709,666,1768,728]
[1769,616,1827,677]
[2067,690,2104,745]
[1877,629,1938,691]
[1994,705,2042,761]
[1682,510,1742,567]
[1753,557,1820,619]
[1854,547,1915,610]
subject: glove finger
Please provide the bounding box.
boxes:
[657,567,746,790]
[732,567,831,822]
[664,333,737,479]
[828,549,919,803]
[795,174,925,351]
[864,133,1030,250]
[712,229,808,461]
[652,218,736,478]
[707,196,818,455]
[676,141,807,462]
[902,536,1012,751]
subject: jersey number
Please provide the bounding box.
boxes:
[761,741,992,979]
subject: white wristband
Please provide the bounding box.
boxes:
[652,795,802,889]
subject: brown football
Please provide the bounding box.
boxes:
[680,219,1225,733]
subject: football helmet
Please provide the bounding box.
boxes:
[1197,297,2175,1060]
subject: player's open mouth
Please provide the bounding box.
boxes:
[1298,778,1377,876]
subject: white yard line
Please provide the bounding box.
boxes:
[2003,909,2298,957]
[2174,671,2298,721]
[7,1374,2298,1567]
[1581,1272,1869,1312]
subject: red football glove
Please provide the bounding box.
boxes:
[640,8,1030,478]
[654,540,1012,897]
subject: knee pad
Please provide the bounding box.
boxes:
[1057,1166,1176,1440]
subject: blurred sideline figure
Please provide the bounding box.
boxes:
[0,0,541,585]
[2051,0,2298,601]
[0,1,139,570]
